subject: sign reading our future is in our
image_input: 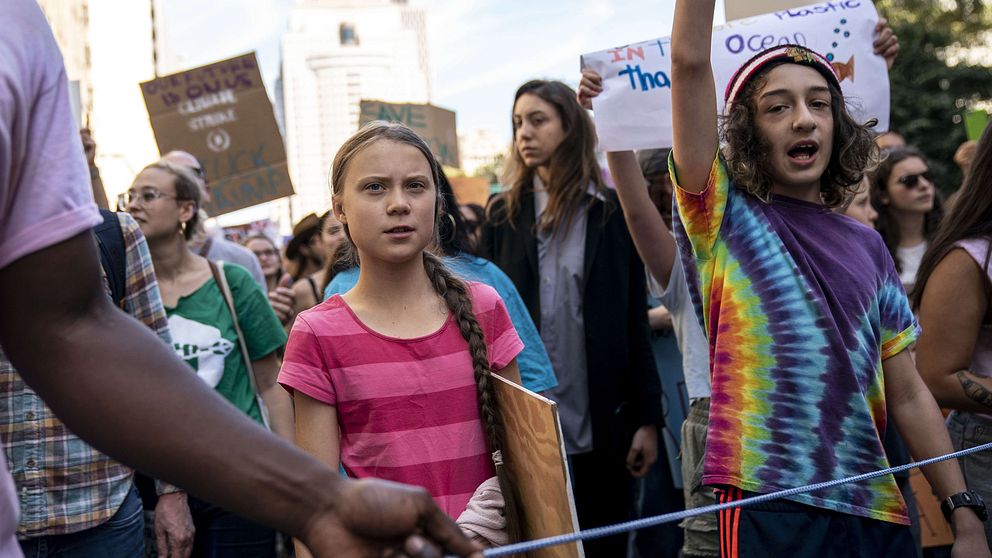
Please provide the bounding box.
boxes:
[359,101,460,168]
[140,52,294,216]
[580,1,888,151]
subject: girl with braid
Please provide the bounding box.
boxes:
[278,122,523,556]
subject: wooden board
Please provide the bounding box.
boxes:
[492,375,583,558]
[910,468,954,548]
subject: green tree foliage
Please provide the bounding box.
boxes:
[875,0,992,193]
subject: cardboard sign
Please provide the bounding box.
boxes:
[581,1,888,151]
[448,176,490,208]
[726,0,813,19]
[965,110,990,141]
[140,53,294,216]
[910,468,954,548]
[492,375,583,558]
[359,101,460,168]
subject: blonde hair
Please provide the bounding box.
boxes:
[330,121,522,542]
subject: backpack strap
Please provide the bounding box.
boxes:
[208,260,271,430]
[94,209,127,309]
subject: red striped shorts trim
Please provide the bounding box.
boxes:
[718,487,744,558]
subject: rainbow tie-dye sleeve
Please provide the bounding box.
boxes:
[669,152,728,261]
[877,259,920,359]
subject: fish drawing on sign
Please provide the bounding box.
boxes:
[832,56,855,82]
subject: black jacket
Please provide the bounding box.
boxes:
[480,188,662,454]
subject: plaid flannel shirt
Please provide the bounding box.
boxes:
[0,213,172,538]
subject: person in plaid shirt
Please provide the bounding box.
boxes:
[0,211,194,557]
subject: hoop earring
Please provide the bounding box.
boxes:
[446,212,456,233]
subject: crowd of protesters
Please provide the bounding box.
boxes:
[2,0,992,557]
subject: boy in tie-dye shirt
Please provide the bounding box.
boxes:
[667,1,989,557]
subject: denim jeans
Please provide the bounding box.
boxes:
[20,484,145,558]
[946,410,992,549]
[187,496,275,558]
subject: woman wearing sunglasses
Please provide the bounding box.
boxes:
[871,146,944,292]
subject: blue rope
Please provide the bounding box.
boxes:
[478,441,992,557]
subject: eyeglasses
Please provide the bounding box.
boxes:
[896,171,934,189]
[252,249,279,259]
[117,189,178,211]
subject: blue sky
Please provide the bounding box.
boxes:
[161,0,726,142]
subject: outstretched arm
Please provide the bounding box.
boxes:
[671,0,719,193]
[0,232,481,558]
[578,71,678,289]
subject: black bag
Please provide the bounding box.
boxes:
[94,209,126,309]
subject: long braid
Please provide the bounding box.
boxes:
[422,252,523,550]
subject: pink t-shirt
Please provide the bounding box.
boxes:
[0,2,101,554]
[0,1,101,270]
[279,282,523,517]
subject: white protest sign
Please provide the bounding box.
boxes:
[580,0,888,151]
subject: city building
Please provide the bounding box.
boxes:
[39,0,164,205]
[458,128,507,178]
[280,0,432,219]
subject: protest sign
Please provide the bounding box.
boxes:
[726,0,812,19]
[140,52,293,216]
[493,375,583,558]
[581,1,889,151]
[965,109,990,141]
[359,101,460,168]
[448,175,490,207]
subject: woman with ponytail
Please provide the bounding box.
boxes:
[278,122,524,556]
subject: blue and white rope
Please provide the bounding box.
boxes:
[478,441,992,557]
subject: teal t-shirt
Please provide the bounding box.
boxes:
[166,262,287,424]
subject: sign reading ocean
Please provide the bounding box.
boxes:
[580,1,889,151]
[140,52,294,216]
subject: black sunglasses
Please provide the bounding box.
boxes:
[896,171,934,189]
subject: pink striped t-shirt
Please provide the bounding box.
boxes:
[279,281,523,518]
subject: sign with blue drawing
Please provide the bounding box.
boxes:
[581,1,888,151]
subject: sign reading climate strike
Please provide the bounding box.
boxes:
[140,52,294,216]
[581,0,889,151]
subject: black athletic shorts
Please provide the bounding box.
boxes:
[715,486,916,558]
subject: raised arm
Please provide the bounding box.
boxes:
[671,0,719,193]
[607,151,678,289]
[578,71,678,289]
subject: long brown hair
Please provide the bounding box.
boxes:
[912,125,992,309]
[720,62,879,207]
[869,146,944,275]
[496,79,607,235]
[330,121,522,544]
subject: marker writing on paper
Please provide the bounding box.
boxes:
[618,64,671,92]
[773,1,862,20]
[725,32,808,54]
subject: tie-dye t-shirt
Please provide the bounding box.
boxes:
[671,154,917,524]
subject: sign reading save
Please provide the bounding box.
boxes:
[359,101,460,168]
[140,52,294,216]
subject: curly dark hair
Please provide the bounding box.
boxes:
[719,61,880,208]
